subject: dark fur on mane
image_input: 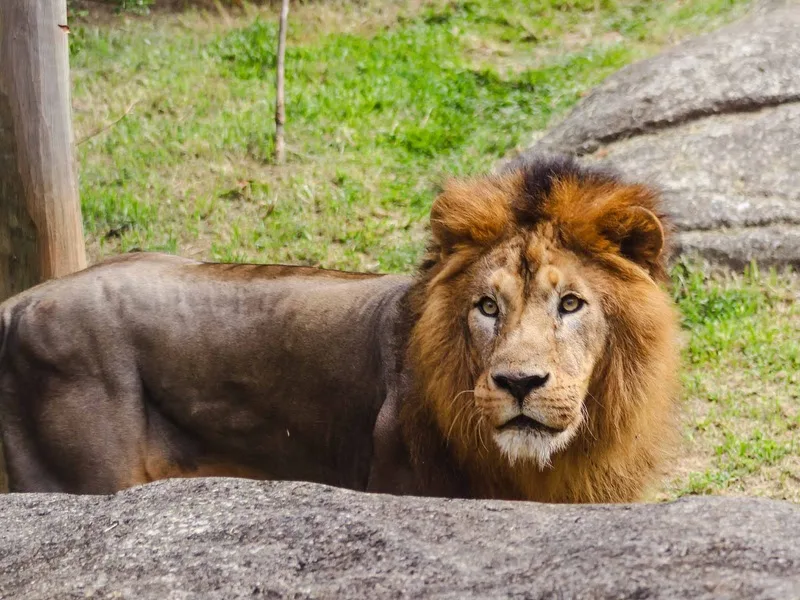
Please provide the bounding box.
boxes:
[502,154,622,227]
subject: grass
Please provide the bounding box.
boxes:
[661,262,800,501]
[69,0,753,269]
[67,0,800,501]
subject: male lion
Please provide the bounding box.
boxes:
[0,157,680,501]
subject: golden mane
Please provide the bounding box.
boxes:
[404,156,681,502]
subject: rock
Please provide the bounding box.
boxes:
[523,2,800,269]
[1,478,799,599]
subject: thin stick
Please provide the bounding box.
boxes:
[77,99,140,146]
[274,0,290,164]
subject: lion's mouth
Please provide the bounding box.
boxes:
[499,414,564,435]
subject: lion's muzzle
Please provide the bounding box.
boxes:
[485,370,576,434]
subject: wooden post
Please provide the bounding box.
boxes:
[273,0,289,164]
[0,0,86,303]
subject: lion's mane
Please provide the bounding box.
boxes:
[403,156,681,503]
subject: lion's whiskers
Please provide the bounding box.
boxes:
[460,403,478,450]
[445,391,475,446]
[446,388,475,412]
[580,391,599,442]
[476,416,490,455]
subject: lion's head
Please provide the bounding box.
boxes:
[406,156,680,502]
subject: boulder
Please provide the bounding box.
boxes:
[524,2,800,268]
[1,478,799,599]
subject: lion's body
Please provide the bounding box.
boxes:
[0,157,681,501]
[0,254,416,494]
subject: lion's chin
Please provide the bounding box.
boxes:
[492,427,576,469]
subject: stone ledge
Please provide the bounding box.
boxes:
[1,478,798,599]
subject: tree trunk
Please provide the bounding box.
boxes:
[0,0,86,303]
[274,0,289,164]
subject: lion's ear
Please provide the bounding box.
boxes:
[598,205,666,275]
[430,178,511,255]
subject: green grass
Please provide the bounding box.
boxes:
[66,0,800,501]
[69,0,752,269]
[663,262,800,501]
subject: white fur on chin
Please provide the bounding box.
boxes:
[493,427,576,469]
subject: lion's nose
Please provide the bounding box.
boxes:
[492,372,550,404]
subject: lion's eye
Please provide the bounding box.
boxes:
[477,297,499,318]
[559,294,584,314]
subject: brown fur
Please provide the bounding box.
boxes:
[404,157,681,502]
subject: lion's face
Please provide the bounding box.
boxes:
[410,158,675,483]
[465,234,608,467]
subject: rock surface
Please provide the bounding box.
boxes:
[524,2,800,268]
[1,478,799,599]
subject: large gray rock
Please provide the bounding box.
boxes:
[1,478,799,599]
[526,2,800,268]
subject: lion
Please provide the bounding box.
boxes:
[0,156,680,501]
